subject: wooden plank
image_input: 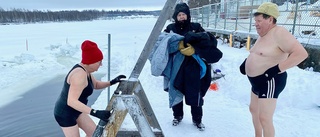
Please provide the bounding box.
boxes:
[92,83,123,137]
[104,97,128,137]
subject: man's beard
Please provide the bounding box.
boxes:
[177,19,190,26]
[178,20,186,24]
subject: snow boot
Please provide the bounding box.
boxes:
[172,116,183,126]
[193,121,205,131]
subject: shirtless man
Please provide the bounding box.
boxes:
[239,2,308,137]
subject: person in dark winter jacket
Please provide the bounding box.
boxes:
[163,2,222,131]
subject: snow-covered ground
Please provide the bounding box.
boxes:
[0,16,319,137]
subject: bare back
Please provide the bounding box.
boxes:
[246,26,289,77]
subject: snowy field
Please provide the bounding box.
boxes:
[0,16,320,137]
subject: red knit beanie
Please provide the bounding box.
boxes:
[81,40,103,64]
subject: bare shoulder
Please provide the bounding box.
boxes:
[274,26,287,31]
[273,26,296,41]
[273,26,301,52]
[273,26,291,37]
[69,68,87,84]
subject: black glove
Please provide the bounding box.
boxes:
[110,75,126,85]
[90,109,111,122]
[264,64,281,81]
[239,58,247,75]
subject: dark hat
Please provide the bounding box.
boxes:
[172,3,191,23]
[81,40,103,64]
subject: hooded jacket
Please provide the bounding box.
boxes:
[164,3,205,35]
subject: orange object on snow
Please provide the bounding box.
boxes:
[209,82,219,91]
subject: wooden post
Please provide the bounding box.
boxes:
[229,34,233,47]
[246,35,251,50]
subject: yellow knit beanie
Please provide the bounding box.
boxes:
[256,2,279,19]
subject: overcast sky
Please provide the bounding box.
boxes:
[0,0,168,11]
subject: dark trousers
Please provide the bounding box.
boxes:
[172,101,203,123]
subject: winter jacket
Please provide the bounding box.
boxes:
[148,32,171,76]
[184,31,223,64]
[174,56,212,106]
[149,32,185,107]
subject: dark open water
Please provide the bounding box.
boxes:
[0,74,104,137]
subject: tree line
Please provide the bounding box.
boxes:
[0,8,161,24]
[0,0,221,24]
[0,1,224,24]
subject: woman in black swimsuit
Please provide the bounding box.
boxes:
[54,40,126,137]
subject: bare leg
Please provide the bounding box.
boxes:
[77,113,96,137]
[249,92,262,137]
[61,125,80,137]
[259,98,277,137]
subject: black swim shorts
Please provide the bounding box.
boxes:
[248,72,287,98]
[54,100,82,127]
[54,113,80,127]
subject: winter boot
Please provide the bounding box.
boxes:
[172,116,183,126]
[193,121,205,131]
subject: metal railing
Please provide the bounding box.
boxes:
[190,0,320,41]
